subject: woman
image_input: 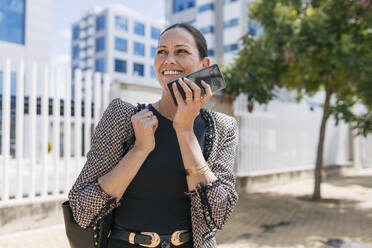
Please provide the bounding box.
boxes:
[68,23,239,248]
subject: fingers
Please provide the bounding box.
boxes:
[172,82,185,106]
[200,80,212,104]
[183,78,202,100]
[131,109,157,123]
[178,78,193,103]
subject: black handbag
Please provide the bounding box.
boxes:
[62,103,146,248]
[62,200,115,248]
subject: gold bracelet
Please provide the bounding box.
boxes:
[185,164,209,176]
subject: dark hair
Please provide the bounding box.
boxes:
[160,23,208,60]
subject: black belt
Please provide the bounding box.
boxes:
[109,227,192,247]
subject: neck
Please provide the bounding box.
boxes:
[157,93,177,120]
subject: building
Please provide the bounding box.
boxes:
[165,0,263,64]
[70,4,164,94]
[0,0,52,157]
[0,0,52,95]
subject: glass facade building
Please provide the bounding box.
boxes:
[95,59,105,73]
[95,37,105,52]
[115,59,127,73]
[200,26,214,35]
[115,37,127,52]
[0,0,26,45]
[134,21,145,36]
[173,0,195,13]
[115,16,128,32]
[198,3,214,13]
[96,15,105,31]
[133,63,144,77]
[151,46,157,58]
[71,6,163,86]
[151,27,161,40]
[224,18,239,29]
[133,42,145,56]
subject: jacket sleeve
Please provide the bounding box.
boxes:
[186,115,239,235]
[68,98,135,228]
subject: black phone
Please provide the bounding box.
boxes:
[166,64,226,106]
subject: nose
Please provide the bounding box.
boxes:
[164,53,176,65]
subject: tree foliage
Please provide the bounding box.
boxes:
[223,0,372,199]
[224,0,372,124]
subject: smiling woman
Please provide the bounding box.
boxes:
[68,23,239,248]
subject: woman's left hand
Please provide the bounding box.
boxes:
[172,77,212,131]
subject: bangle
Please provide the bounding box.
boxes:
[185,164,209,176]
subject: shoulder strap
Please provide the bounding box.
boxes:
[134,103,147,114]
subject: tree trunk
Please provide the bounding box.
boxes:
[313,89,332,200]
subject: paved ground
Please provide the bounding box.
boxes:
[1,168,372,248]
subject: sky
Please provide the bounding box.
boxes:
[51,0,164,68]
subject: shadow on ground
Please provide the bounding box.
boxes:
[326,175,372,189]
[216,174,372,247]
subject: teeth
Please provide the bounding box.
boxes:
[163,70,182,75]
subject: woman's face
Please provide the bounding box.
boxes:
[154,27,210,89]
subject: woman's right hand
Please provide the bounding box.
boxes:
[131,109,158,154]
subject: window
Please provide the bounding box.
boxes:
[96,37,105,52]
[0,0,25,44]
[133,42,145,56]
[198,3,214,13]
[95,59,105,73]
[224,43,238,52]
[114,59,127,73]
[173,0,195,13]
[224,18,239,29]
[151,46,157,58]
[115,37,127,52]
[0,71,17,95]
[133,63,144,77]
[73,46,80,59]
[208,49,214,56]
[115,16,128,32]
[188,20,196,27]
[200,26,214,35]
[248,20,264,36]
[151,27,161,40]
[73,26,80,40]
[150,66,156,78]
[96,15,105,31]
[134,22,145,36]
[224,0,238,4]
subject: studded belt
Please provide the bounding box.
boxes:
[109,227,192,248]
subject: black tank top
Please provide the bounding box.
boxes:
[108,104,206,248]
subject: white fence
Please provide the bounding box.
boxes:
[1,59,371,207]
[0,58,110,207]
[234,93,357,176]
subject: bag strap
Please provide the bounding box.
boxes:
[134,102,147,114]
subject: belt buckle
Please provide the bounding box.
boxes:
[171,229,188,246]
[140,232,161,248]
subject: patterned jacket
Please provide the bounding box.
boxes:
[68,98,239,248]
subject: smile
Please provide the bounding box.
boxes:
[162,70,183,75]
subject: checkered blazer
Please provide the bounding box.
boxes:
[68,98,239,248]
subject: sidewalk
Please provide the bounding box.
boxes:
[1,169,372,248]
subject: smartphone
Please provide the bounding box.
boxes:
[167,64,227,106]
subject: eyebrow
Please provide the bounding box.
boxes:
[157,44,192,49]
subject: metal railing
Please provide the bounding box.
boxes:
[0,58,110,207]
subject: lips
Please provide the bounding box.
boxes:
[161,69,185,82]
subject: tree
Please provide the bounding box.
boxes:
[223,0,372,200]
